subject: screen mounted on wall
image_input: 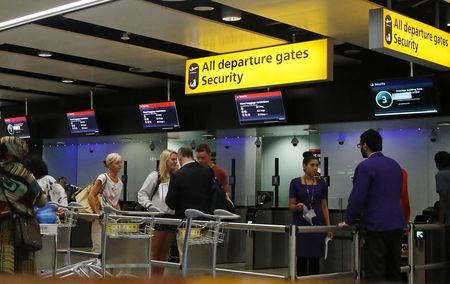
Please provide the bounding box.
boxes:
[235,90,287,124]
[4,116,31,139]
[139,101,180,129]
[66,110,99,135]
[370,76,438,117]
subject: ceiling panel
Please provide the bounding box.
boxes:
[214,0,381,48]
[0,89,57,102]
[0,24,186,75]
[0,0,76,22]
[65,0,287,53]
[0,51,164,88]
[0,73,111,96]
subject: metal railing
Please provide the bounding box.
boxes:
[53,213,448,283]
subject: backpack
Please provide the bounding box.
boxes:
[211,178,236,214]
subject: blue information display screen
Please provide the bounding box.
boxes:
[139,101,180,129]
[371,76,438,117]
[235,90,286,124]
[4,116,31,138]
[67,110,99,135]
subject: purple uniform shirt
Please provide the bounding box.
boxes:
[345,152,405,231]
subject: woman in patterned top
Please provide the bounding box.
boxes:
[0,136,47,274]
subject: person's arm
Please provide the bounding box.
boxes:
[137,171,158,209]
[288,179,304,212]
[321,199,333,238]
[52,183,68,207]
[344,164,372,225]
[88,180,103,214]
[438,191,448,224]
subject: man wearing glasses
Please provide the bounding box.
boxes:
[339,129,405,282]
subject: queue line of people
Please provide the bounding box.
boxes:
[0,133,448,280]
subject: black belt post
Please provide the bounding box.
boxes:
[273,158,280,207]
[229,158,236,203]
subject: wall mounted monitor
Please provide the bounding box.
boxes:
[370,76,438,117]
[4,116,30,139]
[235,90,287,124]
[139,101,180,129]
[66,110,99,135]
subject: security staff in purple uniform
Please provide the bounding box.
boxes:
[339,129,405,282]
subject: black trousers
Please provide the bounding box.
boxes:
[363,229,403,282]
[297,257,320,276]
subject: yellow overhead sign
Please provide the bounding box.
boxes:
[185,39,332,95]
[369,8,450,70]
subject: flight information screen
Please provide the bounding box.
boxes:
[67,110,99,135]
[371,76,438,117]
[235,90,286,124]
[139,101,180,129]
[4,116,31,138]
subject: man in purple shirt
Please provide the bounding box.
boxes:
[340,129,405,281]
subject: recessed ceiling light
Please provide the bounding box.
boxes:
[120,32,130,41]
[194,6,214,11]
[95,84,107,88]
[161,0,186,2]
[222,7,242,22]
[437,122,450,127]
[56,141,65,145]
[61,78,74,83]
[37,50,52,57]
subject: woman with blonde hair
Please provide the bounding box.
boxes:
[138,149,178,276]
[88,153,123,254]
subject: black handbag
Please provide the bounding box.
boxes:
[11,212,42,251]
[1,185,42,252]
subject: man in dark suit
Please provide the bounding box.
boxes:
[166,147,214,218]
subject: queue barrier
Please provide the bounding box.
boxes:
[51,213,449,283]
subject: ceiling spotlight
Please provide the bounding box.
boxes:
[37,50,52,57]
[304,127,319,133]
[61,78,74,83]
[194,6,214,11]
[120,32,130,41]
[190,140,197,150]
[254,137,262,148]
[291,136,299,147]
[222,6,242,22]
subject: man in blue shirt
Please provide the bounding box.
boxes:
[340,129,405,281]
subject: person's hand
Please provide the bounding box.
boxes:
[293,202,305,212]
[338,221,349,228]
[327,231,333,239]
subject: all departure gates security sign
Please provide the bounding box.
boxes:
[369,8,450,70]
[185,39,332,95]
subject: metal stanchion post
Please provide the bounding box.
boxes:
[288,225,296,281]
[352,229,360,280]
[408,223,415,284]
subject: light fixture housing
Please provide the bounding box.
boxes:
[194,6,214,11]
[120,32,130,41]
[190,140,197,150]
[37,50,52,57]
[447,6,450,27]
[222,6,242,22]
[291,136,299,147]
[149,141,156,151]
[61,78,74,83]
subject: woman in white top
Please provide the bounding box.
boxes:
[88,153,123,253]
[138,149,178,276]
[25,158,68,208]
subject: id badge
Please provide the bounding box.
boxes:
[306,208,317,219]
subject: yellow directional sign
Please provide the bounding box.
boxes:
[370,8,450,70]
[185,39,333,95]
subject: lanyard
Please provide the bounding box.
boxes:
[303,177,315,209]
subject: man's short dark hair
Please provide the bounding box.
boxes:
[58,176,67,182]
[435,151,450,170]
[195,144,211,154]
[178,147,193,158]
[360,129,382,152]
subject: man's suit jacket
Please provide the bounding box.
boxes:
[166,161,214,218]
